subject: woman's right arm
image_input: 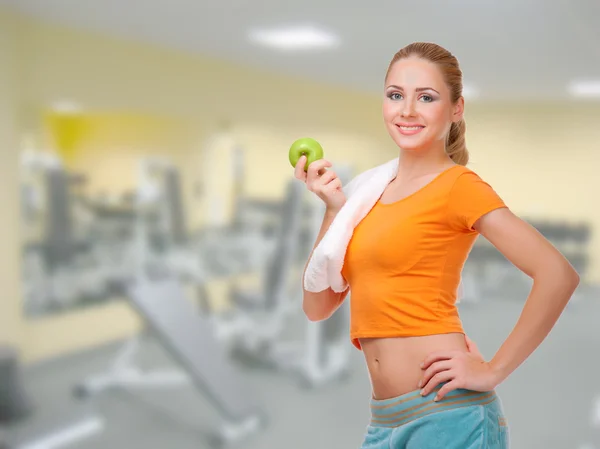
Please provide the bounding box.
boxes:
[293,155,350,322]
[301,208,350,321]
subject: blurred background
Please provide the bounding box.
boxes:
[0,1,599,448]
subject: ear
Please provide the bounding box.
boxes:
[452,96,465,123]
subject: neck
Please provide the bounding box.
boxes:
[394,144,454,181]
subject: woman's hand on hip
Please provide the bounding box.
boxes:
[417,336,501,401]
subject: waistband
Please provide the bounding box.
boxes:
[370,385,498,428]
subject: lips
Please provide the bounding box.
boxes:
[395,123,425,135]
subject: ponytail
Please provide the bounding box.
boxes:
[446,119,468,166]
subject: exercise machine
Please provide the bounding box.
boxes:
[19,150,124,316]
[120,155,352,391]
[225,167,354,388]
[131,157,268,283]
[130,157,206,282]
[211,178,305,342]
[73,276,266,447]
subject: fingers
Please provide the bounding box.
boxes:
[434,380,461,402]
[294,156,308,181]
[326,177,342,192]
[306,159,332,184]
[421,370,455,398]
[306,165,337,194]
[419,360,453,389]
[318,170,337,186]
[318,177,342,200]
[309,173,340,196]
[295,157,333,187]
[420,351,457,370]
[293,157,343,208]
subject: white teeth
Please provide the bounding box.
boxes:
[399,126,423,130]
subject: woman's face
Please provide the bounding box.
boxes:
[383,56,463,153]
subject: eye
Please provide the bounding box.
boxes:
[388,92,403,100]
[420,94,434,102]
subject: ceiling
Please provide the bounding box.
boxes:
[3,0,600,101]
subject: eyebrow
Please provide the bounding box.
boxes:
[386,84,440,94]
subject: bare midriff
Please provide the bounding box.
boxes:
[360,333,468,400]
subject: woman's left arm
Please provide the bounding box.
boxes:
[420,207,580,400]
[475,207,580,383]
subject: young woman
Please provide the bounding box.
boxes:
[294,42,580,448]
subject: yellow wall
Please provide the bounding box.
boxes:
[0,12,22,349]
[3,9,599,364]
[466,103,600,224]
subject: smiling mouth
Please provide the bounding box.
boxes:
[397,125,425,130]
[396,124,425,135]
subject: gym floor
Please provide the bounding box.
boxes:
[5,293,600,449]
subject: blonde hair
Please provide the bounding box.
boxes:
[386,42,469,166]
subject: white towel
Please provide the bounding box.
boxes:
[303,157,464,300]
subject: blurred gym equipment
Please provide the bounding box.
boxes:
[132,153,354,390]
[74,277,266,448]
[133,156,273,283]
[131,157,207,282]
[460,218,593,304]
[21,142,356,447]
[20,150,129,316]
[223,168,354,388]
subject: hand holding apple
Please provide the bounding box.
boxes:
[291,139,346,213]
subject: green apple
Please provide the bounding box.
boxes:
[288,137,324,171]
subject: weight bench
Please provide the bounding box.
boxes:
[75,277,266,447]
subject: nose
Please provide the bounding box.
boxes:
[401,98,417,118]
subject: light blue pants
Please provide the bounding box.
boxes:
[360,386,509,448]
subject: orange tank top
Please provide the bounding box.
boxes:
[341,165,507,350]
